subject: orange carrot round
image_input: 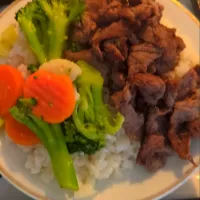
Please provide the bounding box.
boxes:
[0,65,24,118]
[5,115,40,146]
[23,70,75,124]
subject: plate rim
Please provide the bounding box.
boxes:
[0,1,199,200]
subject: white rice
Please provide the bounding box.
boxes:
[0,23,197,199]
[17,128,140,198]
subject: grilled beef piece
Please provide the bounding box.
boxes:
[187,119,200,138]
[103,37,128,62]
[128,43,162,76]
[137,134,171,172]
[168,92,200,166]
[146,107,170,136]
[163,79,179,108]
[120,103,144,141]
[139,24,186,75]
[177,69,198,101]
[92,20,134,59]
[131,73,166,105]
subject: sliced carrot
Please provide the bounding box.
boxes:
[23,70,75,124]
[0,65,24,118]
[5,115,40,146]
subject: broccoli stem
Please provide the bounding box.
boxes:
[47,17,68,60]
[10,107,78,190]
[17,17,46,63]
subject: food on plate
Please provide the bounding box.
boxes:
[5,114,40,146]
[0,65,24,117]
[23,70,76,123]
[0,25,17,57]
[0,0,199,198]
[16,0,84,63]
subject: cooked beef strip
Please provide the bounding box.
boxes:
[146,107,170,136]
[170,93,200,126]
[111,85,144,140]
[128,43,162,75]
[139,24,186,75]
[111,84,135,109]
[187,119,200,138]
[103,37,128,62]
[131,73,166,105]
[163,69,198,108]
[120,103,145,141]
[168,92,200,165]
[128,33,140,45]
[111,64,126,88]
[92,20,134,59]
[137,134,170,172]
[99,3,160,25]
[163,79,178,108]
[194,64,200,85]
[177,69,198,101]
[64,50,110,84]
[129,0,141,6]
[104,41,125,62]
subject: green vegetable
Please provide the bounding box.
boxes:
[73,61,124,141]
[63,119,105,154]
[16,0,84,64]
[27,64,39,74]
[10,100,78,190]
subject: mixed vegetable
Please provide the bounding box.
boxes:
[16,0,84,63]
[0,0,124,191]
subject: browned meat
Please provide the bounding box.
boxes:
[146,107,170,136]
[177,69,198,101]
[194,64,200,85]
[111,85,144,140]
[168,92,200,166]
[168,129,196,165]
[170,94,200,126]
[72,0,107,43]
[141,0,164,26]
[111,64,126,88]
[92,20,134,59]
[132,73,166,105]
[64,50,110,84]
[128,43,162,75]
[120,103,144,141]
[187,119,200,138]
[137,134,170,172]
[129,0,141,6]
[163,79,178,108]
[139,24,186,75]
[111,84,136,109]
[99,3,161,25]
[103,37,128,62]
[128,33,140,45]
[104,42,125,62]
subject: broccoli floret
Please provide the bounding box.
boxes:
[73,61,124,141]
[27,64,39,74]
[16,0,84,64]
[10,99,78,190]
[63,119,105,155]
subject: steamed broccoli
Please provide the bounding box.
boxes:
[27,64,39,74]
[63,119,105,154]
[16,0,84,64]
[10,99,78,190]
[73,61,124,141]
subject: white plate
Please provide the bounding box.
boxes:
[0,0,199,200]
